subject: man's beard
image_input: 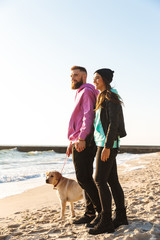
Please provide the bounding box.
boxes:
[71,78,83,89]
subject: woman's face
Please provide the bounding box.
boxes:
[93,73,106,92]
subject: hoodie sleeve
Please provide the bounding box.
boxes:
[79,88,96,140]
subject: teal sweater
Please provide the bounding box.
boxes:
[94,88,120,148]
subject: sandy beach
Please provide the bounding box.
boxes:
[0,152,160,240]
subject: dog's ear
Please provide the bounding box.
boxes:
[55,171,62,180]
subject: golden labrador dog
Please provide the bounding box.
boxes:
[46,171,83,219]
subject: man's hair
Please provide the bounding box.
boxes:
[71,66,87,75]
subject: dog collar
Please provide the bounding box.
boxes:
[53,175,62,188]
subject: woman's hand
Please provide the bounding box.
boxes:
[101,148,110,162]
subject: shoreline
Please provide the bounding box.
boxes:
[0,152,160,239]
[0,152,155,200]
[0,145,160,153]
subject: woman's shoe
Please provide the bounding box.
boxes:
[88,214,115,235]
[113,207,128,229]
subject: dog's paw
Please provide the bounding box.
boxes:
[59,216,65,221]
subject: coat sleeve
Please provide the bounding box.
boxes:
[104,101,120,148]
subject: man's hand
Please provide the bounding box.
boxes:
[75,139,86,152]
[101,148,110,162]
[66,143,72,157]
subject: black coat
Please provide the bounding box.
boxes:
[100,99,127,149]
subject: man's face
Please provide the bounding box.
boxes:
[70,69,84,89]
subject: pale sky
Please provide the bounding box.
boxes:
[0,0,160,146]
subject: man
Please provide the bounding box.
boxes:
[66,66,101,224]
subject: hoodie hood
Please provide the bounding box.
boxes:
[77,83,99,97]
[111,88,118,94]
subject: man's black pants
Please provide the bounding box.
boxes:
[72,143,101,215]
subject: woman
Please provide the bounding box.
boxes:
[88,68,128,235]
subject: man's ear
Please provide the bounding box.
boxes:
[82,73,87,83]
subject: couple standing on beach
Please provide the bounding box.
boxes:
[66,66,128,235]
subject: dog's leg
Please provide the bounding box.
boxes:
[70,202,75,218]
[60,200,66,220]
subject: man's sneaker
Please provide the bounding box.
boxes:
[86,213,101,228]
[73,214,95,224]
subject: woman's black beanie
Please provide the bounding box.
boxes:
[94,68,114,84]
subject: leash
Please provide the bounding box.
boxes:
[53,155,69,190]
[60,154,69,174]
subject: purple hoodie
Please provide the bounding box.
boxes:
[68,83,99,143]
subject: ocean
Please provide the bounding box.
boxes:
[0,148,144,199]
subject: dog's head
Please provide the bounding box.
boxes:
[46,171,62,186]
